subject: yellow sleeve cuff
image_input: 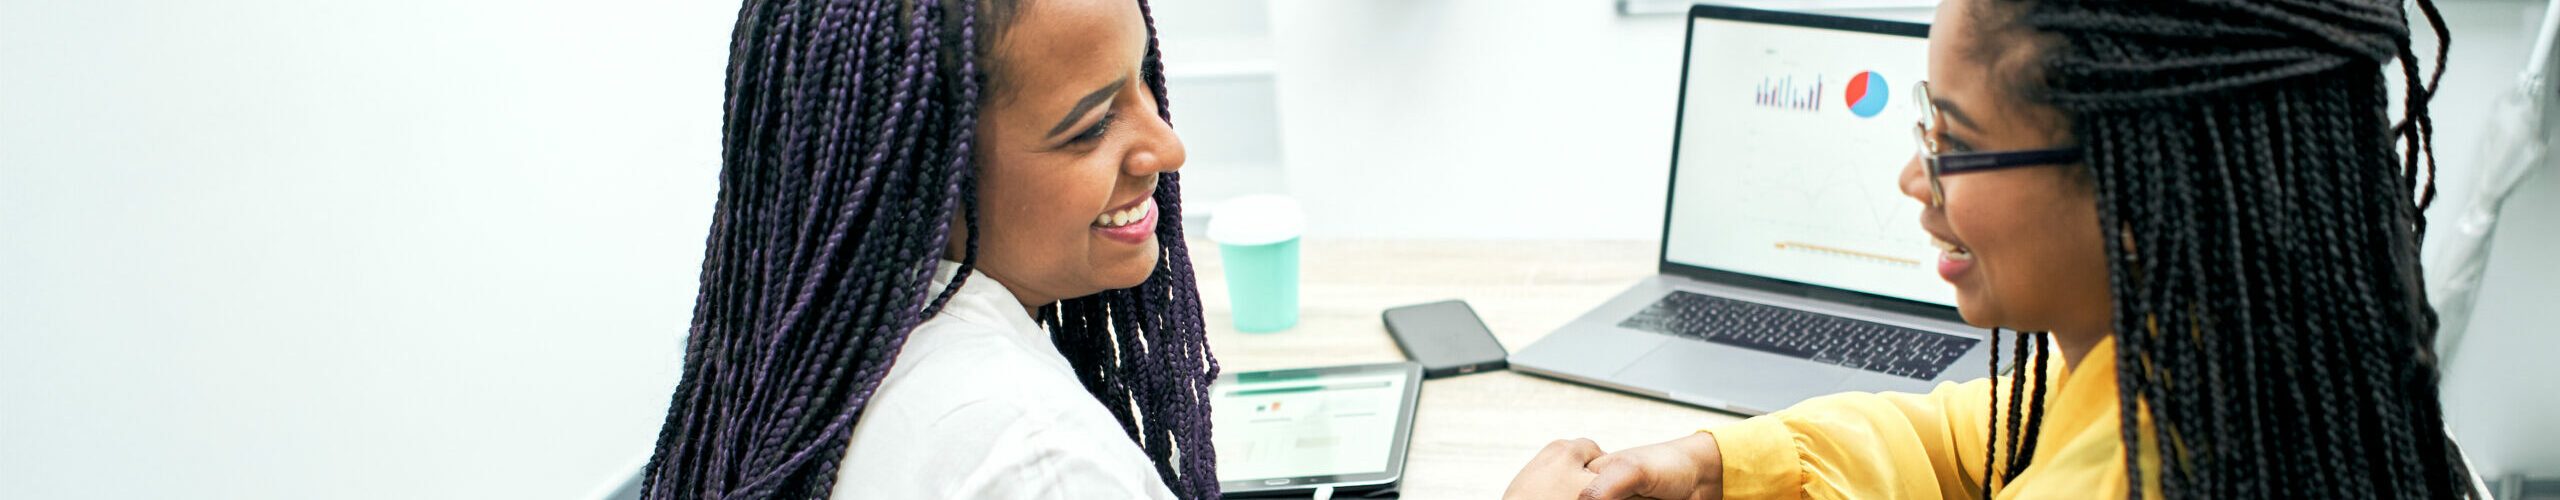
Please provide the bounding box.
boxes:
[1706,416,1805,500]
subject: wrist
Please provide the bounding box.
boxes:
[1679,432,1724,499]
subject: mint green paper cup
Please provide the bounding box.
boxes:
[1209,195,1305,333]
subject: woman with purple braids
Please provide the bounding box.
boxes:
[639,0,1218,498]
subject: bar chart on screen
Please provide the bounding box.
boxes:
[1754,74,1824,112]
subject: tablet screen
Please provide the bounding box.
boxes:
[1210,369,1411,482]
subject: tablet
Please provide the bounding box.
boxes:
[1210,361,1424,497]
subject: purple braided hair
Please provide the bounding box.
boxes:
[641,0,1221,498]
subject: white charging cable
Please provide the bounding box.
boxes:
[1310,485,1334,500]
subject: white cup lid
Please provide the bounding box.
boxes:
[1207,194,1305,246]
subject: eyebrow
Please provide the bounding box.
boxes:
[1046,75,1131,138]
[1932,97,1982,131]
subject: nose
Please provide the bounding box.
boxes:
[1124,111,1186,177]
[1898,153,1932,206]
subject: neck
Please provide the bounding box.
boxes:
[1008,286,1055,320]
[959,266,1058,320]
[2048,328,2108,369]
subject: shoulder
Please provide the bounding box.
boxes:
[833,316,1176,499]
[871,313,1093,418]
[839,398,1172,499]
[941,414,1180,499]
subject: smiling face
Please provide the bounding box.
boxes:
[1898,0,2111,336]
[958,0,1186,310]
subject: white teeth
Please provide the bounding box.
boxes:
[1094,199,1151,228]
[1931,236,1974,260]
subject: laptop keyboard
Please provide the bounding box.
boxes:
[1618,291,1976,380]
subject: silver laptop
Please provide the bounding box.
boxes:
[1509,4,1991,416]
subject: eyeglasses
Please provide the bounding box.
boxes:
[1912,80,2082,207]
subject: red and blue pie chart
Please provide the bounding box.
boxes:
[1845,71,1888,118]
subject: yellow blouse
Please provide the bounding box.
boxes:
[1705,337,2161,499]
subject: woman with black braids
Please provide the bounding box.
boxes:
[1505,0,2471,498]
[640,0,1218,498]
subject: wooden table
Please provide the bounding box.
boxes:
[1189,239,1743,499]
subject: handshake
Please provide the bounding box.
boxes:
[1501,433,1727,500]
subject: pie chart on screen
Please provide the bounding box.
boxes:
[1845,71,1888,118]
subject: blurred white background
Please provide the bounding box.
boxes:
[2,0,2551,498]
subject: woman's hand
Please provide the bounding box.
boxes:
[1502,438,1605,500]
[1578,432,1725,500]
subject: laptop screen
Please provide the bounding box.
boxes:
[1661,13,1952,307]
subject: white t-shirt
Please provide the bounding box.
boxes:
[829,261,1180,499]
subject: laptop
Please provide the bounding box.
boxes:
[1509,4,1992,416]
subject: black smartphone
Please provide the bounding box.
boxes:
[1382,300,1509,378]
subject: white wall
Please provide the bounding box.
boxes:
[2419,0,2560,482]
[2445,149,2560,482]
[1266,0,1694,240]
[1149,0,1291,213]
[2428,1,2560,479]
[0,1,725,498]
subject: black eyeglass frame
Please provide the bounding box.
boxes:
[1912,80,2084,206]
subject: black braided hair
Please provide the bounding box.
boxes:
[639,0,1220,498]
[1983,327,2003,496]
[1969,0,2470,497]
[1978,329,2051,498]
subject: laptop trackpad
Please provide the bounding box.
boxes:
[1610,341,1851,413]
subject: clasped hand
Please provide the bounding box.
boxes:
[1500,432,1725,500]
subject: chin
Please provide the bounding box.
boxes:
[1956,310,1998,329]
[1097,273,1151,291]
[1957,301,2068,333]
[1953,294,2004,329]
[1095,248,1161,290]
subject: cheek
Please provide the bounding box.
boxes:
[986,155,1117,242]
[1950,185,2101,303]
[1946,187,2056,286]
